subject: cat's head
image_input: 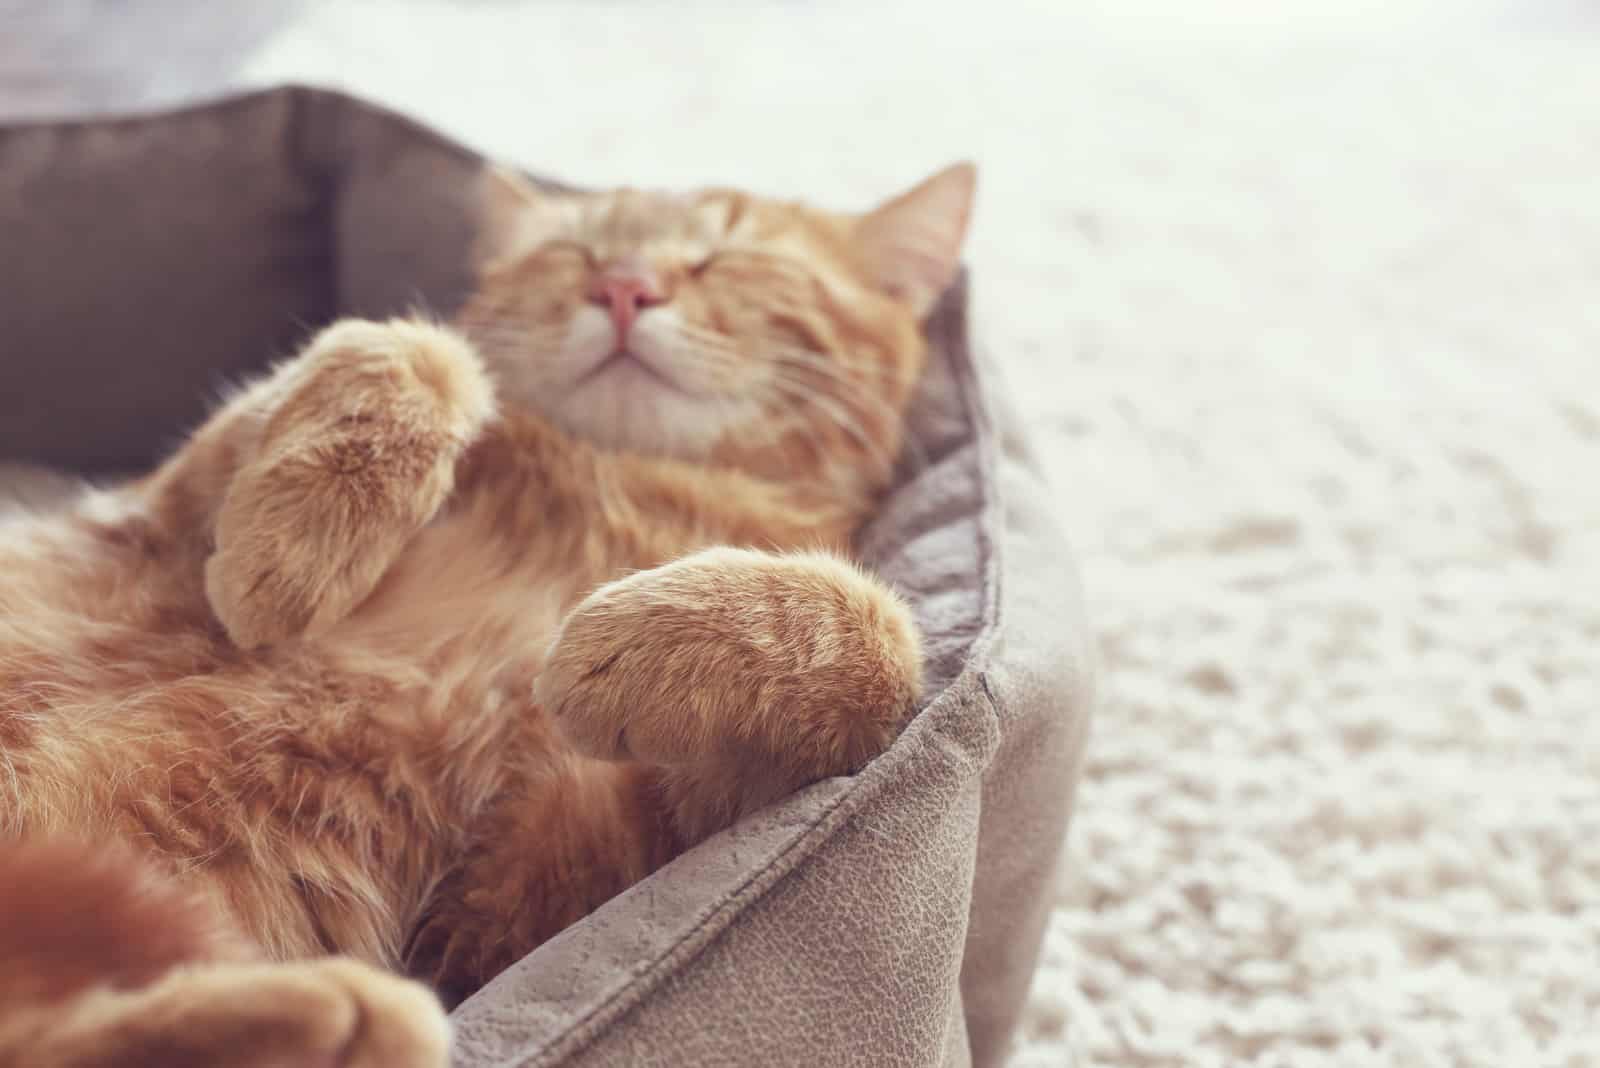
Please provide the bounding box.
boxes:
[457,163,974,498]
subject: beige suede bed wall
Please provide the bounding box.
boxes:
[0,87,1094,1068]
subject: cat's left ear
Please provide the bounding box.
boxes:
[854,161,976,318]
[474,164,561,267]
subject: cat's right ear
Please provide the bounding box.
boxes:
[854,161,977,318]
[474,164,557,267]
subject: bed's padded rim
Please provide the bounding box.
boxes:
[0,87,485,473]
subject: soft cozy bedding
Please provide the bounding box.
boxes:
[0,87,1093,1067]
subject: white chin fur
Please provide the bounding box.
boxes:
[529,305,756,457]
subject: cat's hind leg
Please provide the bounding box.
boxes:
[4,958,449,1068]
[0,840,449,1068]
[406,757,670,1004]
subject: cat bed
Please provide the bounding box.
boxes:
[0,87,1094,1067]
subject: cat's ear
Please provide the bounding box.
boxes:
[474,164,558,266]
[854,162,976,317]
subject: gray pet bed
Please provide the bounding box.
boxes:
[0,87,1094,1067]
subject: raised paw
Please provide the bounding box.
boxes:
[205,319,495,648]
[536,547,924,779]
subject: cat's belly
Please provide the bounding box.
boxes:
[0,501,582,963]
[334,524,578,660]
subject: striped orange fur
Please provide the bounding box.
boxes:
[0,162,974,1066]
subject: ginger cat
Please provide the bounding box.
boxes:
[0,160,975,1067]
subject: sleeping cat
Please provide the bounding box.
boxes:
[0,160,974,1067]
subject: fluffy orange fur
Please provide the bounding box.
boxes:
[0,161,975,1066]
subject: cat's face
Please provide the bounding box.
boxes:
[457,164,974,496]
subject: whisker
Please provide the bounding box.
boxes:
[764,362,927,476]
[673,322,892,377]
[760,377,898,480]
[460,313,928,481]
[666,323,928,477]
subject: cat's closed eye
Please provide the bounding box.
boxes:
[534,240,596,267]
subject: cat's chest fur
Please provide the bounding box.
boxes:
[331,415,745,663]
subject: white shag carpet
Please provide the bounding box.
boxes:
[11,2,1600,1064]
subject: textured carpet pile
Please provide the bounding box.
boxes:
[8,2,1599,1064]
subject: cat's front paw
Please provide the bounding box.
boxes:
[536,548,924,778]
[206,319,494,649]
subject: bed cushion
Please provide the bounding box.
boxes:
[0,86,1094,1068]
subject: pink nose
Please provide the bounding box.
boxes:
[586,259,666,342]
